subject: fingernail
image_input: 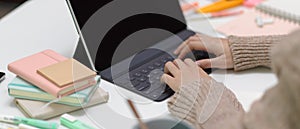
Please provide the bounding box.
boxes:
[173,50,178,55]
[177,55,182,59]
[160,74,165,82]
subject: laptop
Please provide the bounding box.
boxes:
[66,0,212,101]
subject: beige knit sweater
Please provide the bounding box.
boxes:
[168,30,300,129]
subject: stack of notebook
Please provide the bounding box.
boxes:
[7,50,109,120]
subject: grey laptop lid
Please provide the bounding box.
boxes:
[67,0,187,72]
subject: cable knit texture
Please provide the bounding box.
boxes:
[168,79,244,129]
[228,35,284,71]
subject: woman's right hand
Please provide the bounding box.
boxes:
[174,34,234,69]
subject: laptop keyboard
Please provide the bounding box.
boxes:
[114,53,174,99]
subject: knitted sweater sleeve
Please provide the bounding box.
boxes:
[168,79,245,129]
[168,31,300,129]
[228,35,284,71]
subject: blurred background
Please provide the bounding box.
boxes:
[0,0,26,18]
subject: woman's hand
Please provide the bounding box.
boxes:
[161,58,210,92]
[174,34,234,69]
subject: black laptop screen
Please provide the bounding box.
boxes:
[68,0,112,28]
[69,0,187,71]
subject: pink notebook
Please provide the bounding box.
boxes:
[8,50,96,97]
[216,9,300,36]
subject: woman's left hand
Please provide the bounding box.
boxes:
[161,58,211,92]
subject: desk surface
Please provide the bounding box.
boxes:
[0,0,277,128]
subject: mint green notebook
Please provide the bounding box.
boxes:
[8,76,100,107]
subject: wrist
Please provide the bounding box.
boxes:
[168,79,227,125]
[202,88,245,129]
[222,38,234,69]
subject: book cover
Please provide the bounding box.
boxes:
[8,76,100,106]
[216,9,299,36]
[8,49,96,97]
[37,58,96,87]
[15,88,109,120]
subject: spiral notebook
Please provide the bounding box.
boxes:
[217,0,300,36]
[256,0,300,24]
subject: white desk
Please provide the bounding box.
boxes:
[0,0,277,129]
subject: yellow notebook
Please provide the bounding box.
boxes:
[37,58,96,87]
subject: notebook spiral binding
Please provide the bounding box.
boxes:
[256,4,300,25]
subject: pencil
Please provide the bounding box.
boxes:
[127,100,149,129]
[197,0,244,13]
